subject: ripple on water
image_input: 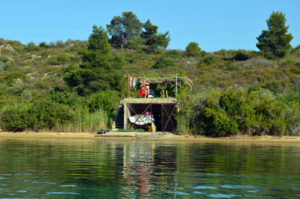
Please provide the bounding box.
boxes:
[193,191,206,194]
[60,185,77,188]
[192,186,217,190]
[46,192,78,195]
[16,190,27,193]
[174,191,190,196]
[247,190,259,193]
[206,193,240,198]
[16,173,32,176]
[44,182,56,185]
[205,173,223,176]
[166,191,190,196]
[221,185,255,189]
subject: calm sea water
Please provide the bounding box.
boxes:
[0,138,299,198]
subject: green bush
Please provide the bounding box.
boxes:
[47,54,70,65]
[0,100,75,131]
[205,107,239,136]
[29,100,75,130]
[39,42,49,48]
[1,103,35,131]
[88,91,118,113]
[87,91,120,128]
[50,90,80,107]
[152,57,175,69]
[201,54,217,65]
[233,50,249,61]
[185,42,201,57]
[192,88,300,136]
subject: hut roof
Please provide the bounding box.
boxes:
[121,97,177,104]
[136,77,193,88]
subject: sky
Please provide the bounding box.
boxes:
[0,0,299,52]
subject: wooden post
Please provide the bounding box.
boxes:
[124,103,127,130]
[175,74,178,97]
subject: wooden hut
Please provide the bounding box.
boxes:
[113,77,192,132]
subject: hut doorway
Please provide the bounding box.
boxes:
[126,102,177,132]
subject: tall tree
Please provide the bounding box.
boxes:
[256,11,293,58]
[141,19,170,51]
[141,20,158,41]
[106,12,142,49]
[63,26,125,96]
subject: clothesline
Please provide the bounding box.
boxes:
[128,76,193,89]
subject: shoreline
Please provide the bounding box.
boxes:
[0,132,300,144]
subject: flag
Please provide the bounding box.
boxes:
[129,76,133,87]
[132,78,136,88]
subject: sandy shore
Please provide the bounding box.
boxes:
[0,132,300,144]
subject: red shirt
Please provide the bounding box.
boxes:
[139,88,145,97]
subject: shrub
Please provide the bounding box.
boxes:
[164,50,183,58]
[24,42,39,52]
[50,90,80,107]
[0,100,75,131]
[201,54,217,65]
[87,91,119,128]
[39,42,49,48]
[152,57,175,69]
[21,90,32,101]
[88,91,118,113]
[204,107,239,136]
[29,100,75,130]
[233,50,249,61]
[47,54,70,65]
[1,103,35,131]
[57,54,70,64]
[185,42,201,57]
[191,88,299,136]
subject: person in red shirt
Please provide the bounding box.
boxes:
[139,81,145,98]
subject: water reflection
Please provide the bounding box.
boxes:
[0,139,299,198]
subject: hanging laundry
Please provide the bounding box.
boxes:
[129,76,133,87]
[132,78,136,88]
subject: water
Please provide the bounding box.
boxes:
[0,139,300,198]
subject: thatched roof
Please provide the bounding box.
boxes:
[136,77,193,89]
[121,97,177,104]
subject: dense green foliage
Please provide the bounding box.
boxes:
[257,11,293,58]
[152,57,175,69]
[63,26,125,96]
[185,42,201,57]
[107,12,170,51]
[0,11,299,135]
[107,12,143,49]
[188,89,300,136]
[141,20,170,52]
[1,100,75,131]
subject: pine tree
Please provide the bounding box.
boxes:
[107,12,143,49]
[63,26,125,96]
[140,19,170,52]
[256,11,293,58]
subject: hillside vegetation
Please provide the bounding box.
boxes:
[0,11,299,136]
